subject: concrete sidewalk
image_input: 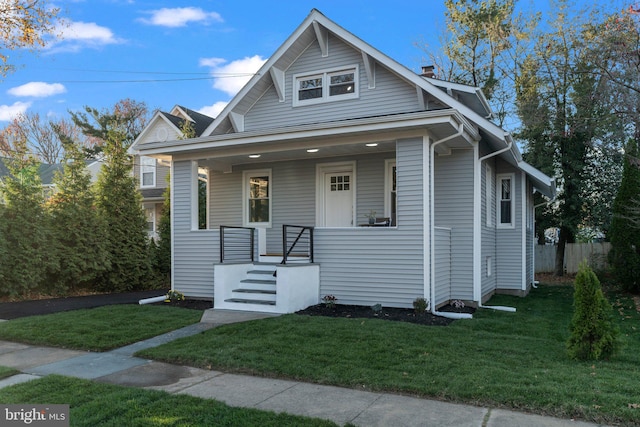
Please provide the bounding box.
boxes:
[0,309,609,427]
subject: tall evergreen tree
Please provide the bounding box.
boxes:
[95,126,151,292]
[0,143,51,296]
[153,181,171,281]
[608,139,640,292]
[46,135,110,293]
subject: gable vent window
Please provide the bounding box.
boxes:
[294,66,358,106]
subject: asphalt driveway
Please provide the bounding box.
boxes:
[0,289,168,320]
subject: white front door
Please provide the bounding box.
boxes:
[324,172,353,227]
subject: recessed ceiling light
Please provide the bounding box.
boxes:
[249,154,261,158]
[307,148,319,153]
[365,143,378,147]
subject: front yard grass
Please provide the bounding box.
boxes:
[139,285,640,426]
[0,365,18,380]
[0,305,202,351]
[0,375,338,426]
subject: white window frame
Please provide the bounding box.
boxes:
[143,204,156,239]
[385,159,397,226]
[485,164,493,227]
[243,169,272,227]
[293,65,358,107]
[497,173,515,228]
[140,156,156,188]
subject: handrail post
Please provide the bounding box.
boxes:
[309,227,314,263]
[282,224,288,265]
[220,226,225,263]
[250,228,255,262]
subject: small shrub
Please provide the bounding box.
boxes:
[166,290,185,302]
[321,294,337,308]
[413,297,427,314]
[451,299,465,309]
[371,303,382,313]
[567,262,620,361]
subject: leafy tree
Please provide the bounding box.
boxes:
[567,263,620,361]
[608,139,640,292]
[0,0,62,77]
[515,2,615,275]
[0,142,51,296]
[0,113,96,163]
[70,99,149,158]
[94,126,151,292]
[419,0,535,126]
[46,134,110,293]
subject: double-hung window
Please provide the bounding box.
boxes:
[497,173,515,228]
[294,66,358,106]
[140,156,156,188]
[244,169,272,226]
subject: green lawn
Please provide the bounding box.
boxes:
[0,305,202,351]
[0,365,18,380]
[139,285,640,426]
[0,375,338,427]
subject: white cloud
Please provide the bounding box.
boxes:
[139,7,223,28]
[49,21,122,51]
[200,55,267,97]
[0,102,31,122]
[8,82,66,98]
[199,101,228,118]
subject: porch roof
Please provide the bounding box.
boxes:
[135,109,476,170]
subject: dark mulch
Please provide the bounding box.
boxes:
[296,304,475,326]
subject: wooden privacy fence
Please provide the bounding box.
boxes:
[535,242,611,274]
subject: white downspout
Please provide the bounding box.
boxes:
[476,136,517,313]
[430,124,472,320]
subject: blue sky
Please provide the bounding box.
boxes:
[1,1,452,122]
[0,0,602,124]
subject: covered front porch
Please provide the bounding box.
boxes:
[147,111,477,312]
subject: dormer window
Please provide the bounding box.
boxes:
[293,66,358,106]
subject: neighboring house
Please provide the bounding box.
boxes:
[133,106,214,238]
[0,157,64,199]
[132,9,555,316]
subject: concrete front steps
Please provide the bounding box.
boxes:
[213,262,320,314]
[225,265,277,307]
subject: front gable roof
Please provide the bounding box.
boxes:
[136,9,554,199]
[132,105,214,149]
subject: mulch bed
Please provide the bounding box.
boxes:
[296,304,475,326]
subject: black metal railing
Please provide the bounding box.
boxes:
[220,226,255,263]
[281,224,314,264]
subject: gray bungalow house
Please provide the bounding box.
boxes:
[132,9,555,316]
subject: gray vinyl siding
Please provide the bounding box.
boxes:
[209,169,242,228]
[434,227,452,306]
[481,158,497,297]
[172,161,218,298]
[315,138,424,308]
[245,34,421,131]
[434,149,474,301]
[495,161,523,290]
[157,163,170,188]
